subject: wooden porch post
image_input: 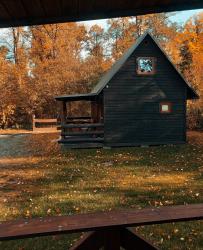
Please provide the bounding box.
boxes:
[60,101,67,140]
[60,101,67,125]
[91,100,100,123]
[91,101,96,123]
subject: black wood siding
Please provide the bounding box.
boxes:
[104,35,187,146]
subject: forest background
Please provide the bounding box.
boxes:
[0,11,202,129]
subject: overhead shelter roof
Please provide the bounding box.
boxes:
[55,93,97,102]
[0,0,202,28]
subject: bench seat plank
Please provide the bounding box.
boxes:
[0,204,203,241]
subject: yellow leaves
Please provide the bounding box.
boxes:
[25,210,31,218]
[73,206,80,212]
[47,208,52,214]
[164,200,174,205]
[55,208,61,214]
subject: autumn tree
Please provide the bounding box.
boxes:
[106,13,179,61]
[29,23,91,117]
[0,27,31,128]
[176,12,203,128]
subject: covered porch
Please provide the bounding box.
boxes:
[55,93,104,148]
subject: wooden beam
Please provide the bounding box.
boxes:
[20,0,30,17]
[1,0,27,19]
[0,1,12,18]
[0,204,203,241]
[39,0,47,17]
[0,0,203,28]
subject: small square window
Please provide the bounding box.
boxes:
[160,102,172,114]
[137,57,156,75]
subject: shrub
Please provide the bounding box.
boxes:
[187,104,203,130]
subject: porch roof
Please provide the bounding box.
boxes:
[0,0,202,28]
[55,93,97,102]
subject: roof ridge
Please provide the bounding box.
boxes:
[91,32,149,94]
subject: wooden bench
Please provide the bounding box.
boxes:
[0,204,202,249]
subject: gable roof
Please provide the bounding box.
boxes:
[56,32,198,101]
[91,32,198,100]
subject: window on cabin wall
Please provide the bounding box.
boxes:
[160,102,172,114]
[136,57,156,75]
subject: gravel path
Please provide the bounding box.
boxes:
[0,134,31,158]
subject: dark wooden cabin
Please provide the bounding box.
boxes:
[55,32,198,148]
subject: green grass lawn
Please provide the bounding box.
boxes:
[0,131,203,249]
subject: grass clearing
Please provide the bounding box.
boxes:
[0,131,203,249]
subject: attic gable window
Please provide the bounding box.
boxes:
[160,102,172,114]
[136,57,156,75]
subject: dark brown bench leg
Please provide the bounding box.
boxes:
[121,228,159,250]
[103,229,121,250]
[69,231,103,250]
[70,227,158,250]
[70,229,121,250]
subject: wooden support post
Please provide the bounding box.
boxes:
[103,229,121,250]
[70,231,103,250]
[60,101,67,124]
[60,101,67,139]
[70,228,157,250]
[69,102,72,117]
[91,101,96,123]
[121,228,158,250]
[91,100,100,123]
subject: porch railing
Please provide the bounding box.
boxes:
[58,121,104,146]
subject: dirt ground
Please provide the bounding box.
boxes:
[0,130,59,158]
[0,134,29,158]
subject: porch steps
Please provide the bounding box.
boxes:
[60,143,104,149]
[61,131,104,136]
[59,123,104,129]
[59,137,104,143]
